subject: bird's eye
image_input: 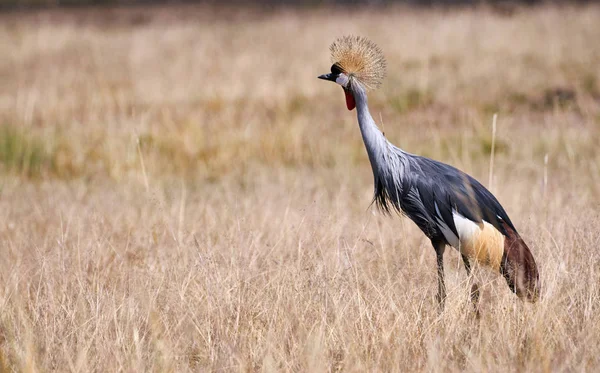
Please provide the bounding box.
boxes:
[331,64,342,75]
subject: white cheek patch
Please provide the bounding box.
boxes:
[335,74,349,87]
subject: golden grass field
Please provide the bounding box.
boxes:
[1,4,600,371]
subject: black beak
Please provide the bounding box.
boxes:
[318,73,336,82]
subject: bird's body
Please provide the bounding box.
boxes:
[357,89,521,274]
[319,36,540,309]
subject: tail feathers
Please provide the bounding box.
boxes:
[500,221,540,302]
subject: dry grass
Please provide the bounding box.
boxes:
[1,4,600,371]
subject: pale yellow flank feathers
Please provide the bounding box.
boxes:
[459,221,505,271]
[330,35,386,91]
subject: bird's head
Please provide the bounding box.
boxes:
[318,35,386,111]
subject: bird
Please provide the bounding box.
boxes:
[318,35,540,311]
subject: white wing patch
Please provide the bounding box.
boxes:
[452,212,481,246]
[430,203,505,271]
[451,211,505,270]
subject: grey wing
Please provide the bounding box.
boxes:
[403,156,516,241]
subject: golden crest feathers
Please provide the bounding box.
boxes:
[330,35,386,90]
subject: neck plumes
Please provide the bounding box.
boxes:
[352,84,408,213]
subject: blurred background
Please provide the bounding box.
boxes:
[1,1,599,371]
[1,0,598,8]
[1,0,594,7]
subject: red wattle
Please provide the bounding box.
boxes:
[344,89,356,111]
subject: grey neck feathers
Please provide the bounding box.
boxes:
[352,83,409,213]
[353,85,389,176]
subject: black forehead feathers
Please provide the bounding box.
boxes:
[330,64,342,75]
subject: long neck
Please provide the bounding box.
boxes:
[353,87,389,176]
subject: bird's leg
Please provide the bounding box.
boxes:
[461,254,480,318]
[433,241,446,311]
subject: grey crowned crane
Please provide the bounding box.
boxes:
[318,36,540,310]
